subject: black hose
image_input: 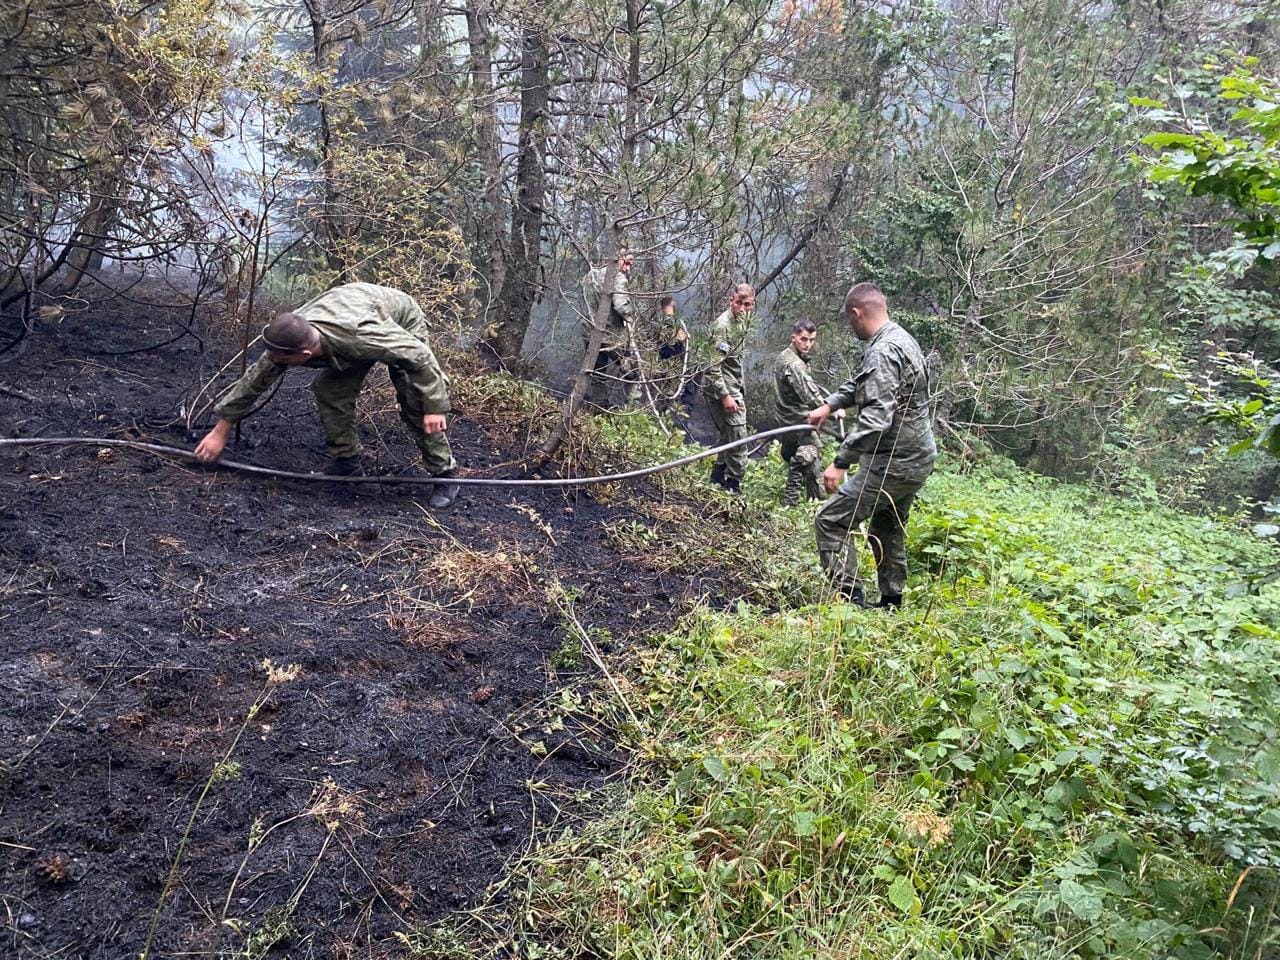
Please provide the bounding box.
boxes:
[0,424,814,488]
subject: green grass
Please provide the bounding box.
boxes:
[399,411,1280,959]
[495,448,1279,958]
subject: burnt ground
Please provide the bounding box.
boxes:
[0,284,734,958]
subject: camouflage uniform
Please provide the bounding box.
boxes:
[773,344,828,505]
[582,266,638,407]
[814,320,935,600]
[214,283,455,475]
[702,308,752,485]
[656,310,695,408]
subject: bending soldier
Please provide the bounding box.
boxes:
[774,319,843,505]
[702,283,756,493]
[194,282,460,509]
[583,253,639,408]
[808,283,936,608]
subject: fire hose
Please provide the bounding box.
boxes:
[0,424,819,488]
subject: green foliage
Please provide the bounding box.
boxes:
[209,759,242,784]
[1140,61,1280,259]
[836,183,963,317]
[1136,60,1280,462]
[320,144,476,320]
[588,414,852,607]
[496,461,1280,958]
[1153,348,1280,461]
[238,906,295,959]
[1166,254,1280,340]
[395,925,472,959]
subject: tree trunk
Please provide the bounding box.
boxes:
[53,169,124,294]
[304,0,345,278]
[465,0,506,309]
[537,0,642,461]
[537,234,623,463]
[482,4,548,370]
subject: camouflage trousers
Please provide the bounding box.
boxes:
[705,393,748,483]
[312,362,455,475]
[779,431,822,505]
[586,346,639,408]
[814,459,931,599]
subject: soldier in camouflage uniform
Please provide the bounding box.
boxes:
[194,282,460,508]
[656,296,689,361]
[702,283,756,493]
[773,319,840,505]
[582,253,639,408]
[808,283,935,608]
[656,295,696,410]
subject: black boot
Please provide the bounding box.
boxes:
[721,476,742,494]
[428,470,460,509]
[838,586,867,607]
[876,594,903,611]
[327,456,364,477]
[710,462,726,487]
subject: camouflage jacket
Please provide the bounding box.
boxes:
[214,283,450,424]
[581,266,635,352]
[773,345,827,424]
[826,320,935,475]
[702,308,753,400]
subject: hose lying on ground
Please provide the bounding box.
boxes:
[0,424,815,488]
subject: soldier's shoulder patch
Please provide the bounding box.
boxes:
[717,341,731,354]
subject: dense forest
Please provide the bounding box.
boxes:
[3,0,1278,500]
[1,0,1278,957]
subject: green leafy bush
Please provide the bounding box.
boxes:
[498,461,1280,959]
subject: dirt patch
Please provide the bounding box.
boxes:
[0,283,727,957]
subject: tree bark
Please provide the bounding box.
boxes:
[52,168,124,294]
[537,0,641,462]
[482,3,548,370]
[465,0,505,309]
[304,0,346,278]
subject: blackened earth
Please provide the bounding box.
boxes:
[0,282,731,958]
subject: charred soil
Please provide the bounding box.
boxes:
[0,285,734,958]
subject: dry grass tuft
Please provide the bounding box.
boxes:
[431,542,538,597]
[35,851,72,885]
[388,615,463,650]
[377,535,544,647]
[151,534,187,555]
[310,777,365,833]
[900,809,953,848]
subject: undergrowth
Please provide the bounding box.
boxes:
[401,388,1280,959]
[644,476,1272,955]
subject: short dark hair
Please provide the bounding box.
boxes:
[659,295,675,309]
[845,282,886,313]
[262,312,318,353]
[792,319,816,334]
